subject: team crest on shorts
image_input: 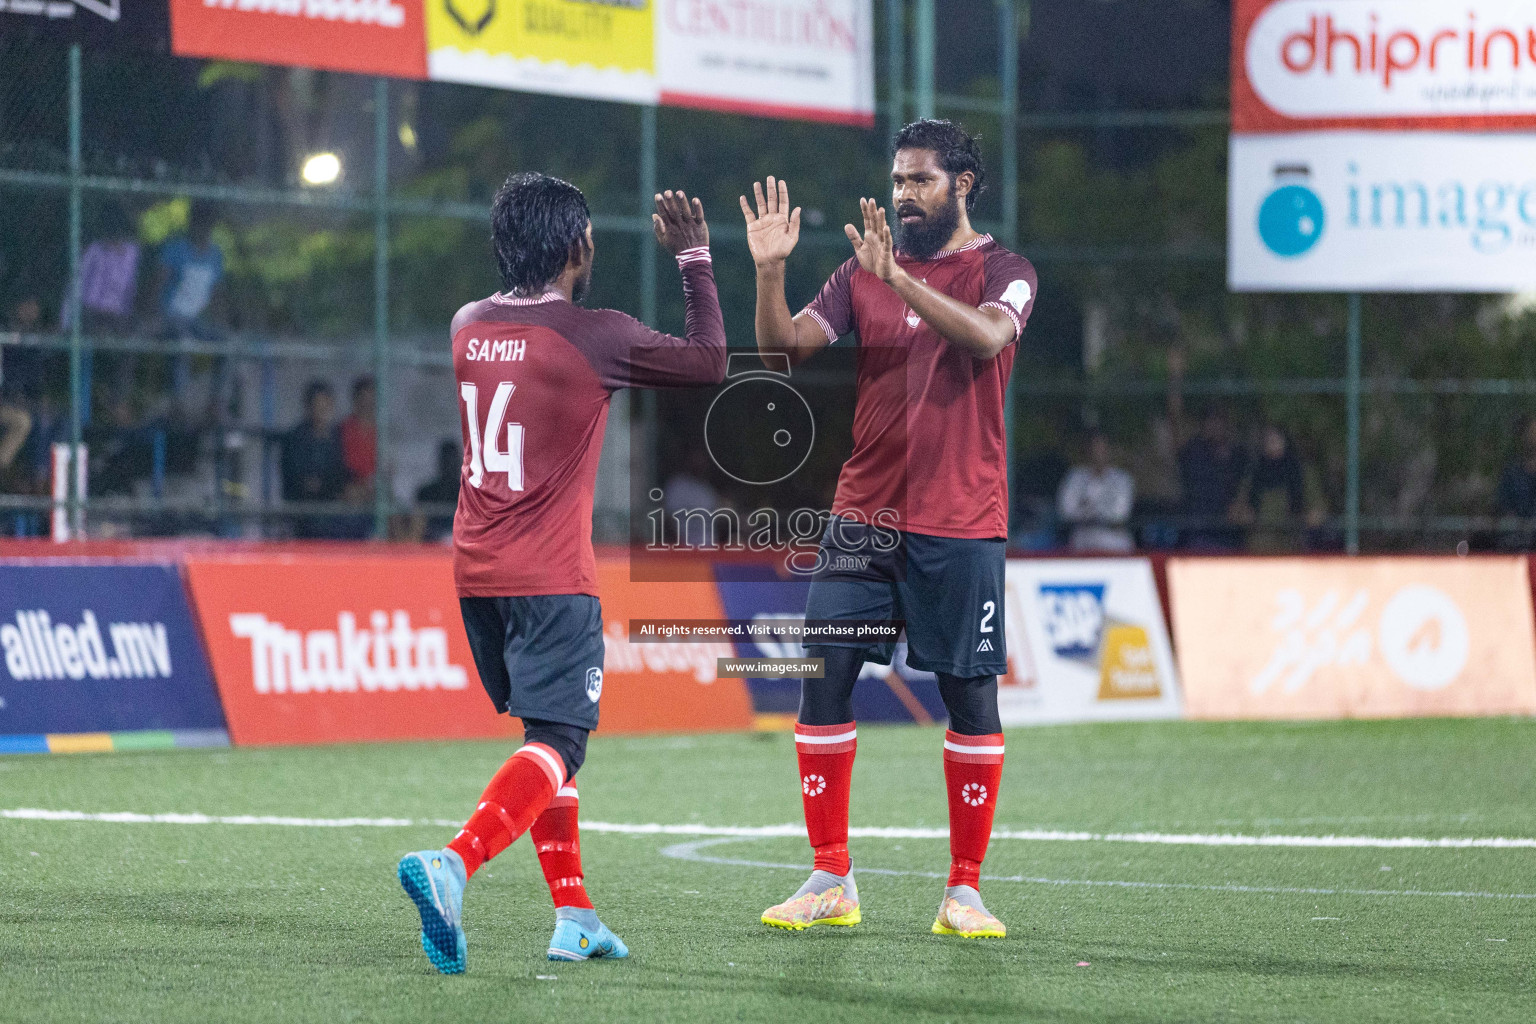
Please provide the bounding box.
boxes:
[585,667,603,702]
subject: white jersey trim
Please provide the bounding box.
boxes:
[492,290,563,307]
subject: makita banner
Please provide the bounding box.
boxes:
[181,553,754,745]
[0,563,224,736]
[182,554,509,745]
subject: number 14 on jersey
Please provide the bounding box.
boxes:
[460,381,525,491]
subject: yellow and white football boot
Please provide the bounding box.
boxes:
[931,886,1006,939]
[761,870,861,931]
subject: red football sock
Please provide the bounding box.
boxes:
[447,742,565,878]
[943,730,1004,889]
[530,782,594,910]
[795,722,857,876]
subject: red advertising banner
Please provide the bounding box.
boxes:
[592,559,755,734]
[183,554,509,745]
[182,552,754,746]
[169,0,427,79]
[1233,0,1536,134]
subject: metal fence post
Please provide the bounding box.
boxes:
[67,44,83,532]
[638,103,660,499]
[912,0,935,119]
[639,104,658,328]
[1346,293,1362,555]
[997,1,1020,538]
[373,77,390,539]
[998,1,1019,250]
[885,0,906,140]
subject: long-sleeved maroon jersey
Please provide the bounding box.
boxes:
[451,247,725,597]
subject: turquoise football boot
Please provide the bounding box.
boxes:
[397,848,468,974]
[546,907,629,962]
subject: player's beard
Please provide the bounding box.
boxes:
[572,266,593,305]
[896,188,962,262]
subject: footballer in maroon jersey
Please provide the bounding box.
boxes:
[398,174,725,972]
[742,121,1036,939]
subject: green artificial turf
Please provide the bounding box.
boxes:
[1,718,1533,1022]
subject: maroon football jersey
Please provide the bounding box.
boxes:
[451,248,725,597]
[802,234,1037,540]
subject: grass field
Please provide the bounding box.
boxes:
[2,718,1533,1023]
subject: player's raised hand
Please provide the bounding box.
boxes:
[740,176,802,267]
[846,198,899,283]
[653,189,709,256]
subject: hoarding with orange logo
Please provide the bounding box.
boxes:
[1168,557,1536,720]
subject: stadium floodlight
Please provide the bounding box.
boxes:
[301,152,342,186]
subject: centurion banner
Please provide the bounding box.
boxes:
[425,0,875,123]
[1169,557,1536,720]
[997,559,1183,727]
[1230,0,1536,292]
[163,0,875,125]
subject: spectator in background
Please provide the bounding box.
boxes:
[1131,347,1187,549]
[1495,415,1536,549]
[1057,431,1135,552]
[157,202,227,411]
[336,376,378,540]
[1179,408,1247,551]
[280,380,347,539]
[340,376,377,500]
[6,293,42,334]
[4,289,49,407]
[62,202,140,337]
[1010,447,1069,550]
[0,403,32,485]
[663,447,726,547]
[413,439,462,543]
[1234,424,1319,554]
[157,202,224,340]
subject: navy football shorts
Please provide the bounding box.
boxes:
[803,517,1007,678]
[459,595,606,732]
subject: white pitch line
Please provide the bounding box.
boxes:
[660,837,1536,901]
[5,808,1536,850]
[585,821,1536,850]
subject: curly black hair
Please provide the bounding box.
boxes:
[893,119,986,212]
[491,172,591,295]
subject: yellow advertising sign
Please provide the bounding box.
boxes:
[1097,623,1162,700]
[426,0,655,103]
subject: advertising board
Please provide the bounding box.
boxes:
[1169,556,1536,720]
[0,563,225,739]
[999,559,1183,727]
[1229,0,1536,292]
[168,0,428,79]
